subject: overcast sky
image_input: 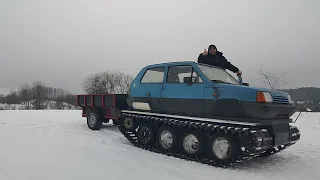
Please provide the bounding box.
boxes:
[0,0,319,94]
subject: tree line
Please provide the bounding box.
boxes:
[0,81,77,110]
[282,87,320,103]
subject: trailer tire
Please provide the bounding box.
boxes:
[87,112,103,130]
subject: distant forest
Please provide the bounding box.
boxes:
[0,81,77,110]
[282,87,320,103]
[281,87,320,111]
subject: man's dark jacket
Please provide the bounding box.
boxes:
[197,51,239,73]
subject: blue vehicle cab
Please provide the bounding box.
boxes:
[127,61,296,122]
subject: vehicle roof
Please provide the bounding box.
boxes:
[144,61,194,67]
[143,61,223,69]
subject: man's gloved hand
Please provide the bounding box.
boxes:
[236,71,242,76]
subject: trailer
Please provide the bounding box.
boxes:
[76,94,128,129]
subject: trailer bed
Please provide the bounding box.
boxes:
[76,94,128,122]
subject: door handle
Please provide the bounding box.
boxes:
[147,92,151,97]
[213,87,219,98]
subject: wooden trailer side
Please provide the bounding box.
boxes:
[76,94,128,121]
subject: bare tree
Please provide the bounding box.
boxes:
[18,84,33,109]
[113,71,134,93]
[0,94,4,103]
[257,66,287,90]
[82,72,109,94]
[55,95,65,109]
[82,70,133,94]
[121,73,134,93]
[31,81,47,109]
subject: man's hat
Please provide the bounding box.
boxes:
[208,44,217,50]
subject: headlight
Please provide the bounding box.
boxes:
[256,92,273,103]
[287,94,293,104]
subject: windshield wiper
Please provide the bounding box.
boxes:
[211,80,231,84]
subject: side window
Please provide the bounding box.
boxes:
[167,65,203,83]
[141,67,165,83]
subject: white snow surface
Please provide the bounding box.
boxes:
[0,110,319,180]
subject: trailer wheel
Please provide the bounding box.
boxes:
[87,112,102,130]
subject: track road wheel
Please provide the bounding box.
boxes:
[181,131,204,157]
[87,112,102,130]
[123,116,137,131]
[157,126,178,151]
[137,125,156,145]
[206,133,239,165]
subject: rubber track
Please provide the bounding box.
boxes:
[258,125,300,157]
[117,112,298,167]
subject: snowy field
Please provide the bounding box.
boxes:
[0,110,319,180]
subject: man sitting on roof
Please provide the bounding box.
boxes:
[197,44,242,76]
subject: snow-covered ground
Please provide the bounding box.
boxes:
[0,101,77,110]
[0,110,319,180]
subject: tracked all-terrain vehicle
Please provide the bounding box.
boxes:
[76,61,300,167]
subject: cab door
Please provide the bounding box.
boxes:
[129,66,165,112]
[160,65,206,116]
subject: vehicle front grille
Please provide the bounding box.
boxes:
[273,96,289,104]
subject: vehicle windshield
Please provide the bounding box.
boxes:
[197,64,240,85]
